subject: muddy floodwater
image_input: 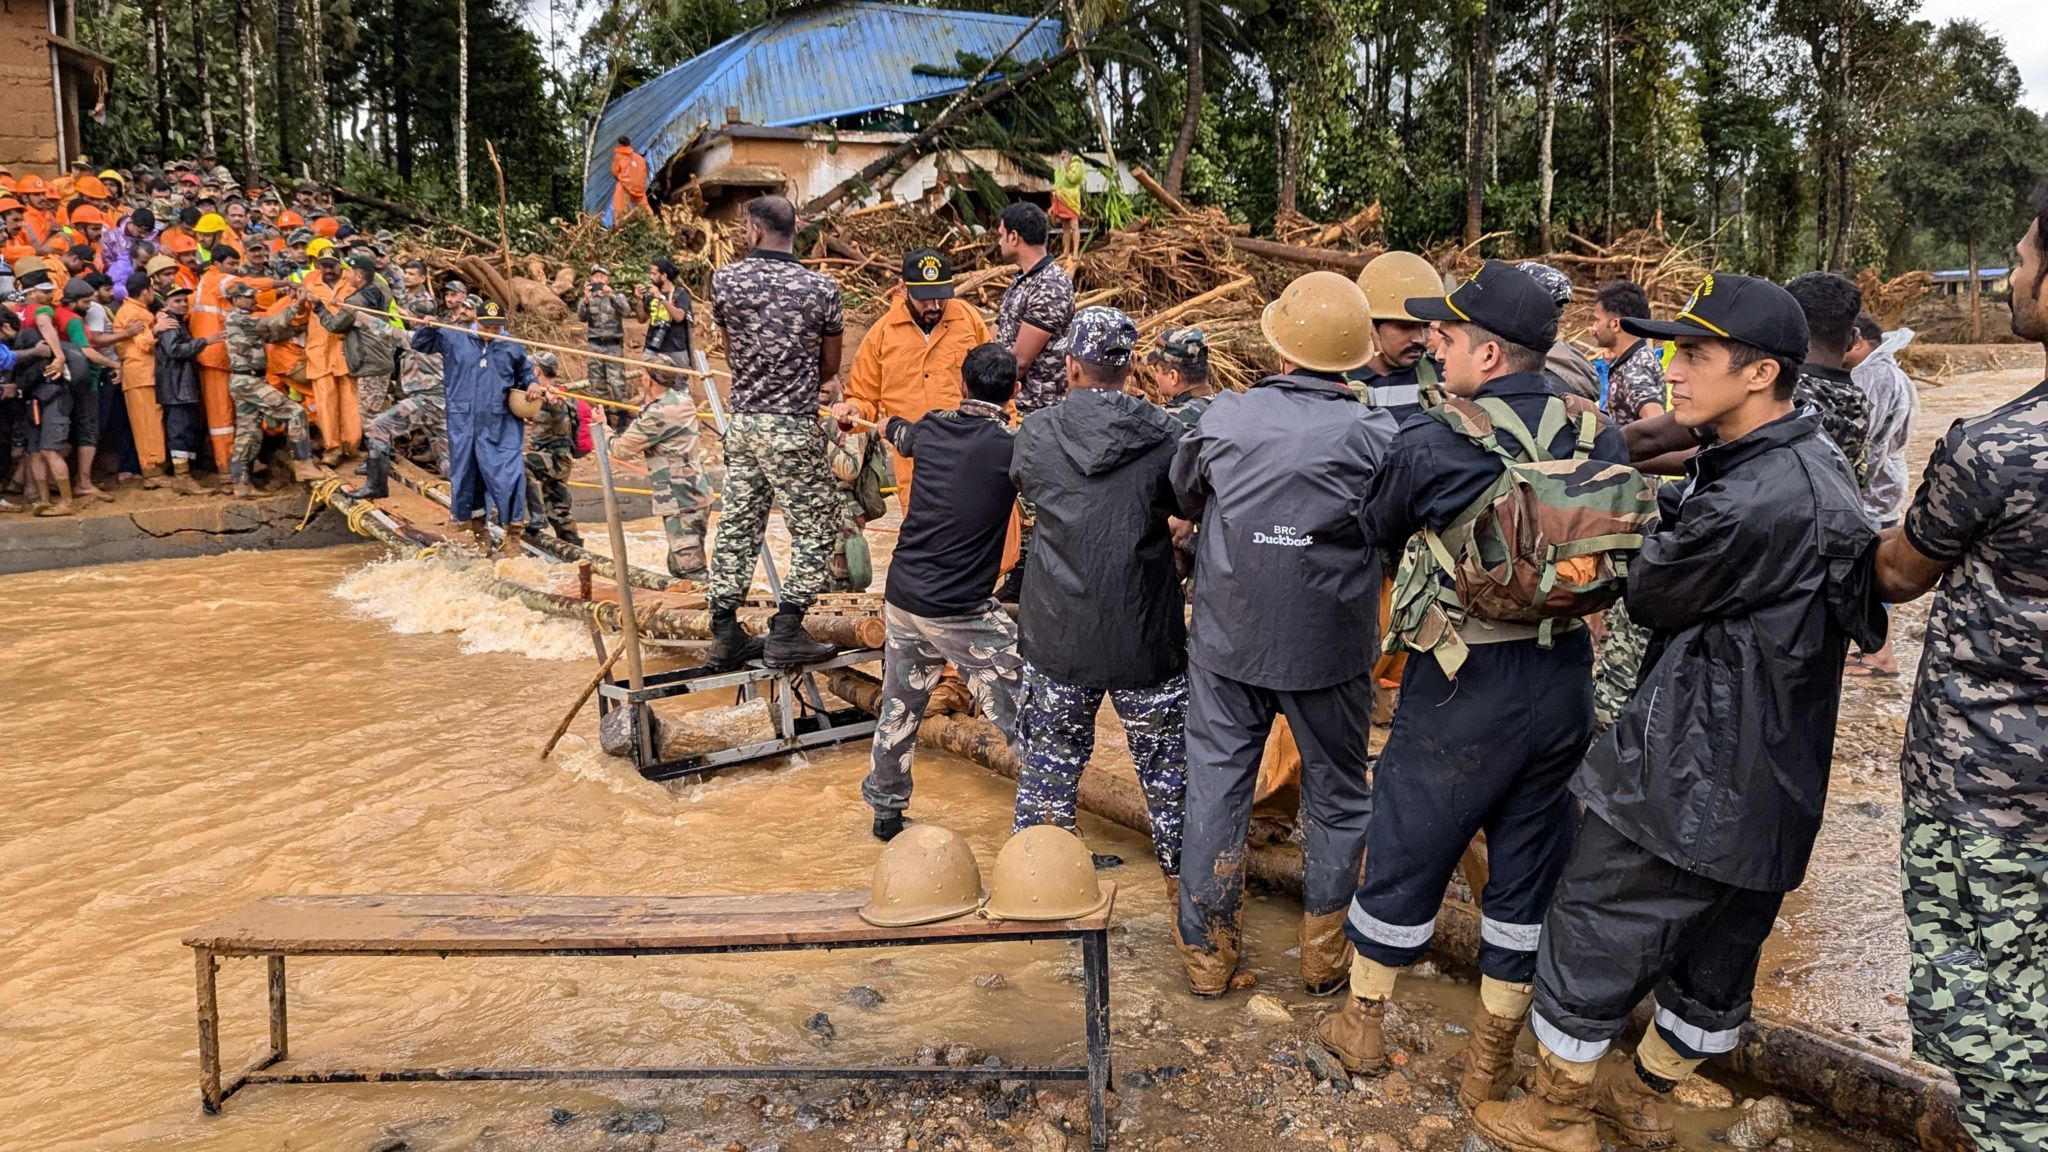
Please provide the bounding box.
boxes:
[0,364,2038,1152]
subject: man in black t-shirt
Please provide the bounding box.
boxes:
[860,343,1026,842]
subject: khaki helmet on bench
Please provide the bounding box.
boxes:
[859,824,986,927]
[981,825,1109,921]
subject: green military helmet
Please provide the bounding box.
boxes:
[533,350,561,377]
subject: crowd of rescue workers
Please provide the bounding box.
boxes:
[3,156,2043,1152]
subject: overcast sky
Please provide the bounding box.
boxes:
[1919,0,2047,111]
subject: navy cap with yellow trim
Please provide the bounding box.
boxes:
[1405,259,1559,353]
[1621,272,1809,363]
[901,247,954,300]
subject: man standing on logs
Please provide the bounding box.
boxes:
[608,355,712,582]
[704,195,843,670]
[349,275,454,498]
[1171,271,1398,999]
[222,281,321,497]
[522,351,582,547]
[409,297,534,553]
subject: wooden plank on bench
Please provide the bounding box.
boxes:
[183,885,1117,956]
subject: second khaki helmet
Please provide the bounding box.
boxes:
[1357,251,1445,323]
[982,825,1110,921]
[859,824,986,927]
[1259,270,1374,374]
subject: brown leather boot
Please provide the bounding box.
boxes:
[1471,1055,1602,1152]
[1591,1059,1677,1149]
[1457,1006,1529,1111]
[1312,995,1388,1076]
[1299,908,1353,996]
[171,459,207,496]
[498,521,527,555]
[467,518,493,552]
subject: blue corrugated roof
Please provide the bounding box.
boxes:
[584,2,1064,218]
[1931,267,2011,280]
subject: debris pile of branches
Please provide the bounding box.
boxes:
[1856,266,1934,328]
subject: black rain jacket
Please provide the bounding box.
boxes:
[1574,410,1886,892]
[1010,386,1187,689]
[154,319,206,406]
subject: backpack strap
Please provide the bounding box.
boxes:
[1573,409,1599,460]
[1415,357,1447,409]
[1472,397,1548,462]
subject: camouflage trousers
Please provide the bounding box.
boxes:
[708,412,836,610]
[588,344,630,431]
[230,374,307,463]
[825,489,869,592]
[524,445,576,539]
[356,374,394,423]
[1592,598,1651,736]
[1013,662,1187,875]
[861,601,1023,816]
[1902,803,2048,1152]
[365,392,449,474]
[645,441,711,582]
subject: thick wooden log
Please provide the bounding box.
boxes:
[1226,236,1382,274]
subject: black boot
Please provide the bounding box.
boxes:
[872,812,904,842]
[705,605,764,671]
[344,450,391,499]
[558,526,584,547]
[763,604,837,668]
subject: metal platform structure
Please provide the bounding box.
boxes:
[596,649,880,781]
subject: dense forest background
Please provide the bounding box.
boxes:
[76,0,2048,279]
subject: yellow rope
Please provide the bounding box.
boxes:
[566,479,655,496]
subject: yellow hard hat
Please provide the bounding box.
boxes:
[1357,251,1444,323]
[981,825,1108,922]
[195,212,228,234]
[305,237,334,259]
[859,824,985,927]
[1259,270,1375,374]
[97,169,122,183]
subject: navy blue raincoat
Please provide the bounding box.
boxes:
[413,325,533,524]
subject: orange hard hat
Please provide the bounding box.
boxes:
[0,198,22,214]
[312,216,340,238]
[0,175,14,193]
[75,175,109,200]
[16,174,49,196]
[162,230,200,254]
[277,209,304,228]
[68,205,104,226]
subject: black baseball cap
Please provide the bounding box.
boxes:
[1621,273,1810,363]
[1406,259,1559,353]
[901,247,954,300]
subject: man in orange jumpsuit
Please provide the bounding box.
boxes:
[113,272,169,486]
[829,248,989,513]
[609,137,653,224]
[189,241,246,470]
[301,247,358,462]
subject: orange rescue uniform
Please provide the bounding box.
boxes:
[113,297,167,475]
[191,265,238,469]
[610,143,652,223]
[301,270,359,450]
[841,293,989,512]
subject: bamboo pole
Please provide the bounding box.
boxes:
[591,422,644,691]
[337,302,723,380]
[541,643,627,759]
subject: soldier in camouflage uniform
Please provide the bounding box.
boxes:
[575,264,634,432]
[703,196,844,669]
[346,276,453,499]
[1871,205,2048,1152]
[992,201,1076,599]
[521,352,582,546]
[610,365,713,581]
[1784,272,1872,487]
[223,282,321,496]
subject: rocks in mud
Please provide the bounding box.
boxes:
[804,1011,835,1038]
[1300,1040,1350,1084]
[1727,1096,1794,1149]
[600,1109,666,1135]
[792,1103,827,1131]
[974,972,1008,990]
[546,1107,575,1125]
[845,985,886,1008]
[1671,1074,1738,1110]
[1244,993,1294,1024]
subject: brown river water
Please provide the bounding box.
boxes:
[0,364,2037,1152]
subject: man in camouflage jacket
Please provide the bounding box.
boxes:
[522,351,582,546]
[608,364,712,581]
[223,281,320,496]
[575,263,634,431]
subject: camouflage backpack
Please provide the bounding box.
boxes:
[1386,392,1656,677]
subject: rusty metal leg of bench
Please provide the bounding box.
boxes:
[1082,927,1111,1151]
[268,955,288,1062]
[195,948,223,1114]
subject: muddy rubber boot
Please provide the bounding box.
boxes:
[231,461,257,500]
[171,459,207,496]
[343,450,389,498]
[1471,1055,1602,1152]
[872,812,904,842]
[467,518,494,552]
[1590,1059,1678,1149]
[705,606,764,671]
[291,441,326,484]
[1457,1007,1531,1111]
[1313,995,1389,1076]
[559,526,584,548]
[143,466,170,490]
[1300,908,1354,997]
[498,521,527,556]
[1175,921,1242,999]
[762,605,836,668]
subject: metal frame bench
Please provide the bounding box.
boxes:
[183,886,1118,1149]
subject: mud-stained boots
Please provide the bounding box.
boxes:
[231,461,257,499]
[290,441,325,483]
[498,521,527,555]
[1470,1053,1602,1152]
[762,604,835,668]
[706,605,764,671]
[467,517,494,552]
[1591,1059,1678,1149]
[1314,994,1389,1075]
[1457,1007,1530,1110]
[171,459,207,496]
[344,451,390,499]
[1174,915,1241,998]
[1300,908,1354,997]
